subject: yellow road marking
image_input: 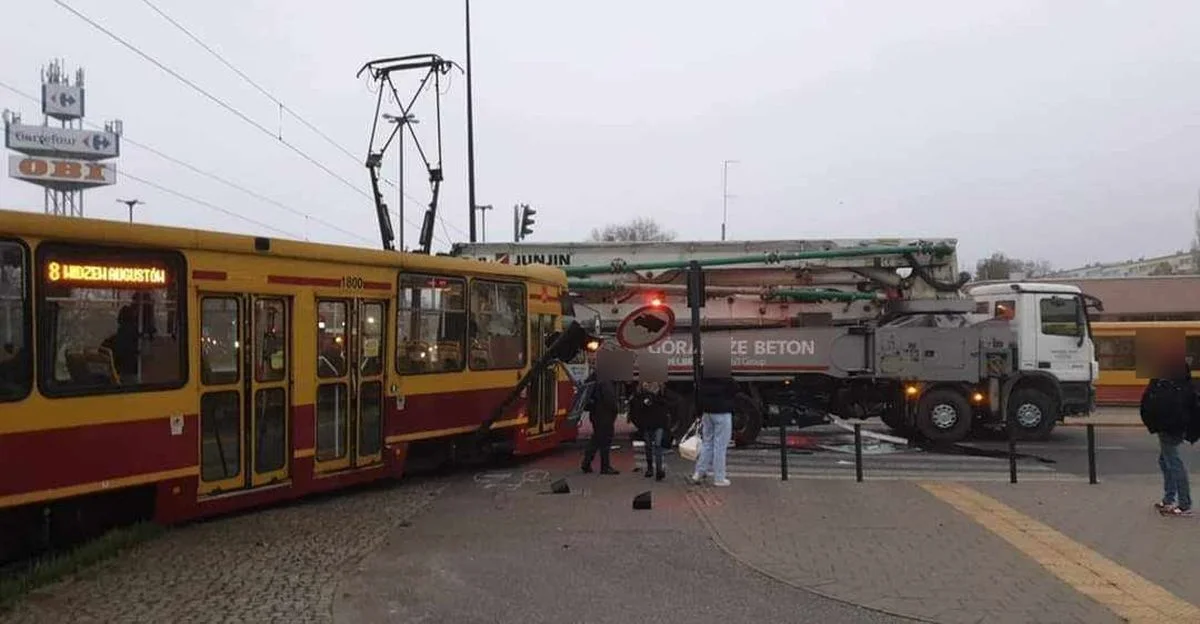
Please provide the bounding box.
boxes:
[921,482,1200,623]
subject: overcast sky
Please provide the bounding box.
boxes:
[3,1,1199,272]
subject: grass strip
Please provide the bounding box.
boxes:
[0,521,165,613]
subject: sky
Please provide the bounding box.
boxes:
[2,0,1200,273]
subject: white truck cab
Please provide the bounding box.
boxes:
[965,282,1099,434]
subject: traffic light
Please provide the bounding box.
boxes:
[519,204,536,240]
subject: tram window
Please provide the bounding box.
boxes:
[317,300,347,378]
[397,275,466,374]
[254,298,287,383]
[0,241,31,403]
[469,280,527,371]
[1039,297,1081,337]
[201,297,240,385]
[1095,336,1136,371]
[37,244,185,396]
[360,301,385,376]
[1185,336,1200,369]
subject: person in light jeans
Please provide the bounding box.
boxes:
[690,375,739,487]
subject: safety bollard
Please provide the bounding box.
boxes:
[779,415,789,481]
[1087,424,1097,485]
[1008,421,1018,484]
[854,424,863,483]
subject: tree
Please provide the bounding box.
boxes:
[1150,261,1175,276]
[588,217,676,242]
[974,252,1053,281]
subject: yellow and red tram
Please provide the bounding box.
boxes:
[1092,320,1200,405]
[0,209,573,559]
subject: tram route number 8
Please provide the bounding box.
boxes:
[341,276,366,290]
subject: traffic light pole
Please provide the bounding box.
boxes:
[512,204,519,242]
[688,260,705,420]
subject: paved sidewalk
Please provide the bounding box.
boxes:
[684,476,1119,624]
[334,447,906,624]
[975,480,1200,611]
[1,479,448,624]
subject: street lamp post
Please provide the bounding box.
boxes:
[465,0,479,243]
[117,198,143,224]
[477,204,493,241]
[721,159,739,241]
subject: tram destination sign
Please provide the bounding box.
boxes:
[5,123,119,160]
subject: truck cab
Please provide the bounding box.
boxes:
[966,282,1099,436]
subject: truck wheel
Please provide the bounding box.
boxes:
[915,389,973,444]
[1008,388,1058,441]
[732,393,763,447]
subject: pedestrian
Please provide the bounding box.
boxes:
[1139,345,1196,517]
[629,381,670,481]
[690,373,739,487]
[581,372,621,475]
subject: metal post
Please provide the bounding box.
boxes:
[688,261,703,421]
[1006,393,1017,484]
[1087,424,1097,484]
[854,423,864,483]
[398,123,404,250]
[465,0,478,243]
[721,159,737,241]
[779,412,788,481]
[512,204,519,243]
[478,204,492,242]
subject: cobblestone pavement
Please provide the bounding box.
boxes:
[1,478,448,624]
[335,448,909,624]
[976,479,1200,610]
[683,472,1123,624]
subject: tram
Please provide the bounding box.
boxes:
[1092,320,1200,404]
[0,208,574,561]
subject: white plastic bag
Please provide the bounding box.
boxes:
[677,419,701,462]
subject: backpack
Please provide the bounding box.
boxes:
[1140,378,1189,434]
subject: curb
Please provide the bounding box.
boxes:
[1061,421,1143,428]
[683,488,937,624]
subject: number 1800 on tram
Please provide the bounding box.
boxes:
[0,208,575,561]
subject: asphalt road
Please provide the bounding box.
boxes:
[962,425,1168,479]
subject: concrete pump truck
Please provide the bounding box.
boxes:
[452,238,1101,446]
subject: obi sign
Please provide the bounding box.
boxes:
[8,155,116,188]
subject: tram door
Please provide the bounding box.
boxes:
[198,294,291,496]
[526,313,559,437]
[313,298,385,473]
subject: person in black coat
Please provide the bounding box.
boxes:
[581,373,621,475]
[1140,347,1194,516]
[629,382,670,481]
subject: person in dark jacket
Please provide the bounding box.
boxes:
[581,373,621,475]
[629,382,670,481]
[689,374,739,487]
[1140,346,1194,517]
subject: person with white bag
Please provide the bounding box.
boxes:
[688,374,738,487]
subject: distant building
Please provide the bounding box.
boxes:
[1049,251,1195,279]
